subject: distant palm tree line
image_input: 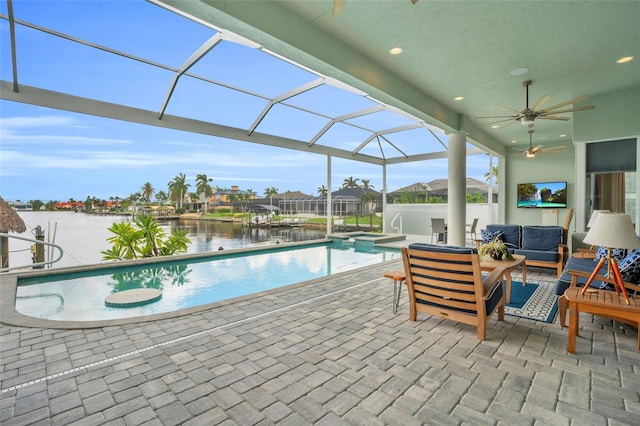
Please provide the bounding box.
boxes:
[23,168,495,211]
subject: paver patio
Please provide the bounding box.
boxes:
[1,260,639,425]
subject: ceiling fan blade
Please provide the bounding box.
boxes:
[497,105,522,114]
[333,0,346,16]
[531,145,544,153]
[540,146,567,153]
[473,115,517,119]
[498,120,518,130]
[542,105,596,115]
[531,95,550,112]
[478,118,517,126]
[543,95,590,112]
[537,116,571,121]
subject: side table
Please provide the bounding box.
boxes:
[564,287,640,353]
[383,270,406,313]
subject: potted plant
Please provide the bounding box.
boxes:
[478,235,514,261]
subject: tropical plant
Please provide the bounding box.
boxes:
[101,215,190,261]
[196,174,213,214]
[141,182,154,203]
[478,235,513,261]
[317,185,327,196]
[264,186,278,206]
[342,176,360,188]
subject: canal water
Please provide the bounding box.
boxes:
[10,211,326,269]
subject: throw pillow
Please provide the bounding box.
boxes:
[619,251,640,284]
[481,229,503,243]
[595,246,627,262]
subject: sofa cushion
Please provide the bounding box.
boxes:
[486,225,521,249]
[554,256,607,295]
[514,248,558,263]
[619,251,640,284]
[408,243,477,255]
[521,226,563,251]
[595,246,627,262]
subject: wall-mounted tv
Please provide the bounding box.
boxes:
[517,181,567,208]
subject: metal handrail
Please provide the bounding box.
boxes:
[390,213,402,235]
[0,233,64,272]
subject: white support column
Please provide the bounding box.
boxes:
[448,131,467,246]
[327,155,332,236]
[382,163,387,233]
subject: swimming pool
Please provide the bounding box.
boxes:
[15,241,400,323]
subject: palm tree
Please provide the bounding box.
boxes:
[317,185,327,196]
[360,191,376,229]
[141,182,154,204]
[342,176,360,188]
[484,166,499,186]
[196,174,213,214]
[240,188,255,214]
[264,186,278,206]
[155,190,168,204]
[361,179,375,190]
[168,173,190,210]
[227,193,239,213]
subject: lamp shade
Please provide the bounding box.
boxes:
[583,213,640,249]
[587,209,610,228]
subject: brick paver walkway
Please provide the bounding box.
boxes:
[1,261,639,425]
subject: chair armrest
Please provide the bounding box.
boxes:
[481,266,507,297]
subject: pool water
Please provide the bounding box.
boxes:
[16,242,399,322]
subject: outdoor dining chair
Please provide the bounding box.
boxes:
[430,218,447,244]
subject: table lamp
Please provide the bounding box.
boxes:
[582,213,640,303]
[587,210,610,229]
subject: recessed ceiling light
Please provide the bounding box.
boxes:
[389,47,403,55]
[560,134,567,138]
[616,55,634,64]
[511,140,517,144]
[510,67,529,76]
[491,125,499,129]
[454,96,464,101]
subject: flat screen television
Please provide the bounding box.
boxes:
[517,181,567,208]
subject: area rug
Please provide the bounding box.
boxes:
[505,280,558,323]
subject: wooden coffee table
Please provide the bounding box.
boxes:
[564,287,640,353]
[480,254,526,304]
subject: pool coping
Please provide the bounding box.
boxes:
[0,239,400,329]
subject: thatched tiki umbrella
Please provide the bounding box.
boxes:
[0,197,27,269]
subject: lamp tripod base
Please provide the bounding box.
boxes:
[581,256,630,304]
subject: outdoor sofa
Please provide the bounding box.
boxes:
[478,224,566,277]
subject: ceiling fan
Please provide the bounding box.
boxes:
[474,80,595,129]
[516,129,566,158]
[333,0,419,16]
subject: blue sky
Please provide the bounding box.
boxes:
[0,0,493,202]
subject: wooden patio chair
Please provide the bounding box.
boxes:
[402,244,507,340]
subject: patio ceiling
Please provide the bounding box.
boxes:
[159,0,639,152]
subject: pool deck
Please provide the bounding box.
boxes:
[1,252,640,424]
